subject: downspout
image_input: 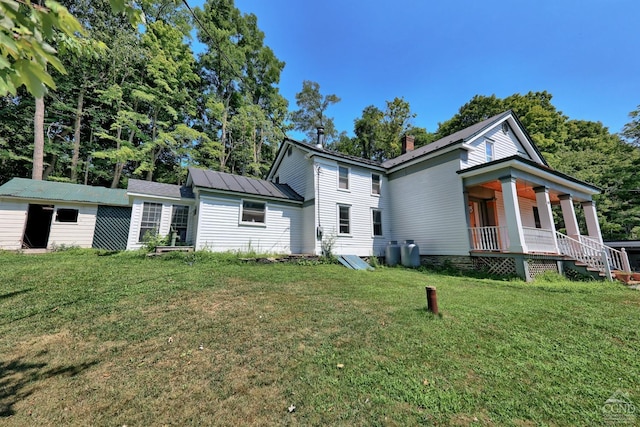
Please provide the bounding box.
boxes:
[316,164,322,241]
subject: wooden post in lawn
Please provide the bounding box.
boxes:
[426,286,438,315]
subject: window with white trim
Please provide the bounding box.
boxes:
[139,202,162,242]
[338,165,349,190]
[372,209,383,237]
[338,205,350,234]
[241,200,266,224]
[485,140,494,162]
[171,205,189,242]
[371,173,381,195]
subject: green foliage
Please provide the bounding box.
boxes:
[290,80,341,144]
[141,230,168,252]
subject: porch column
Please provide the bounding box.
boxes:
[500,176,527,253]
[581,200,603,245]
[534,186,559,252]
[559,194,580,239]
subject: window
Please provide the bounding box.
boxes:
[338,205,350,234]
[287,146,293,156]
[485,140,494,162]
[171,205,189,242]
[338,165,349,190]
[139,202,162,242]
[56,208,78,223]
[371,174,381,195]
[372,209,383,236]
[241,201,266,224]
[533,206,542,229]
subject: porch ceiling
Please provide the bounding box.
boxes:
[476,180,562,202]
[458,156,600,202]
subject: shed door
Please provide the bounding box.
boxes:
[23,204,54,248]
[92,205,132,250]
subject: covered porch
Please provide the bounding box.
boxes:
[458,156,630,275]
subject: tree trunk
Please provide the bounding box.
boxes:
[110,126,123,188]
[32,96,45,180]
[43,154,57,180]
[146,111,158,181]
[70,88,84,182]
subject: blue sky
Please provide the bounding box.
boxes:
[193,0,639,137]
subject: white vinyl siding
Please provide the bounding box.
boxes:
[195,193,302,254]
[0,200,28,250]
[462,122,531,168]
[495,192,539,229]
[127,198,194,250]
[314,159,389,256]
[388,155,469,256]
[47,203,98,248]
[272,144,314,199]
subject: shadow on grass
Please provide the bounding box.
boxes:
[0,356,98,417]
[0,289,32,301]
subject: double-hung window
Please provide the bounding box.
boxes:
[485,140,494,162]
[372,209,383,237]
[139,202,162,242]
[241,200,266,224]
[338,165,349,190]
[338,205,350,234]
[171,205,189,242]
[371,174,381,195]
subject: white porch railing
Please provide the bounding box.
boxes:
[469,226,508,251]
[555,231,630,273]
[522,227,557,253]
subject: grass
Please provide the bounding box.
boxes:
[0,250,639,426]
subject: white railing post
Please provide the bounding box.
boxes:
[602,248,613,281]
[622,248,631,272]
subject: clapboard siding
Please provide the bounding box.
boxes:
[496,192,538,228]
[389,155,469,256]
[313,159,390,256]
[301,204,316,254]
[463,123,531,168]
[47,203,98,248]
[0,200,27,250]
[195,194,302,254]
[126,197,195,250]
[275,144,315,199]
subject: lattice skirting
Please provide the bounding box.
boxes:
[473,256,517,276]
[526,258,559,279]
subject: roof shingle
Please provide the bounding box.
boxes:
[0,178,129,206]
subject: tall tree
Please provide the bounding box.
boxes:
[290,80,340,144]
[622,105,640,146]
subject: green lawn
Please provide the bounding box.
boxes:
[0,250,638,426]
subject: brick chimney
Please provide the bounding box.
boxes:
[401,134,414,155]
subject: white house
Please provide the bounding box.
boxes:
[0,111,626,280]
[0,178,130,250]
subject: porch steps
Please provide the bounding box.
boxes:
[563,259,607,281]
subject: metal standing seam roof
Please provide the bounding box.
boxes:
[188,167,303,202]
[127,179,194,199]
[0,177,129,206]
